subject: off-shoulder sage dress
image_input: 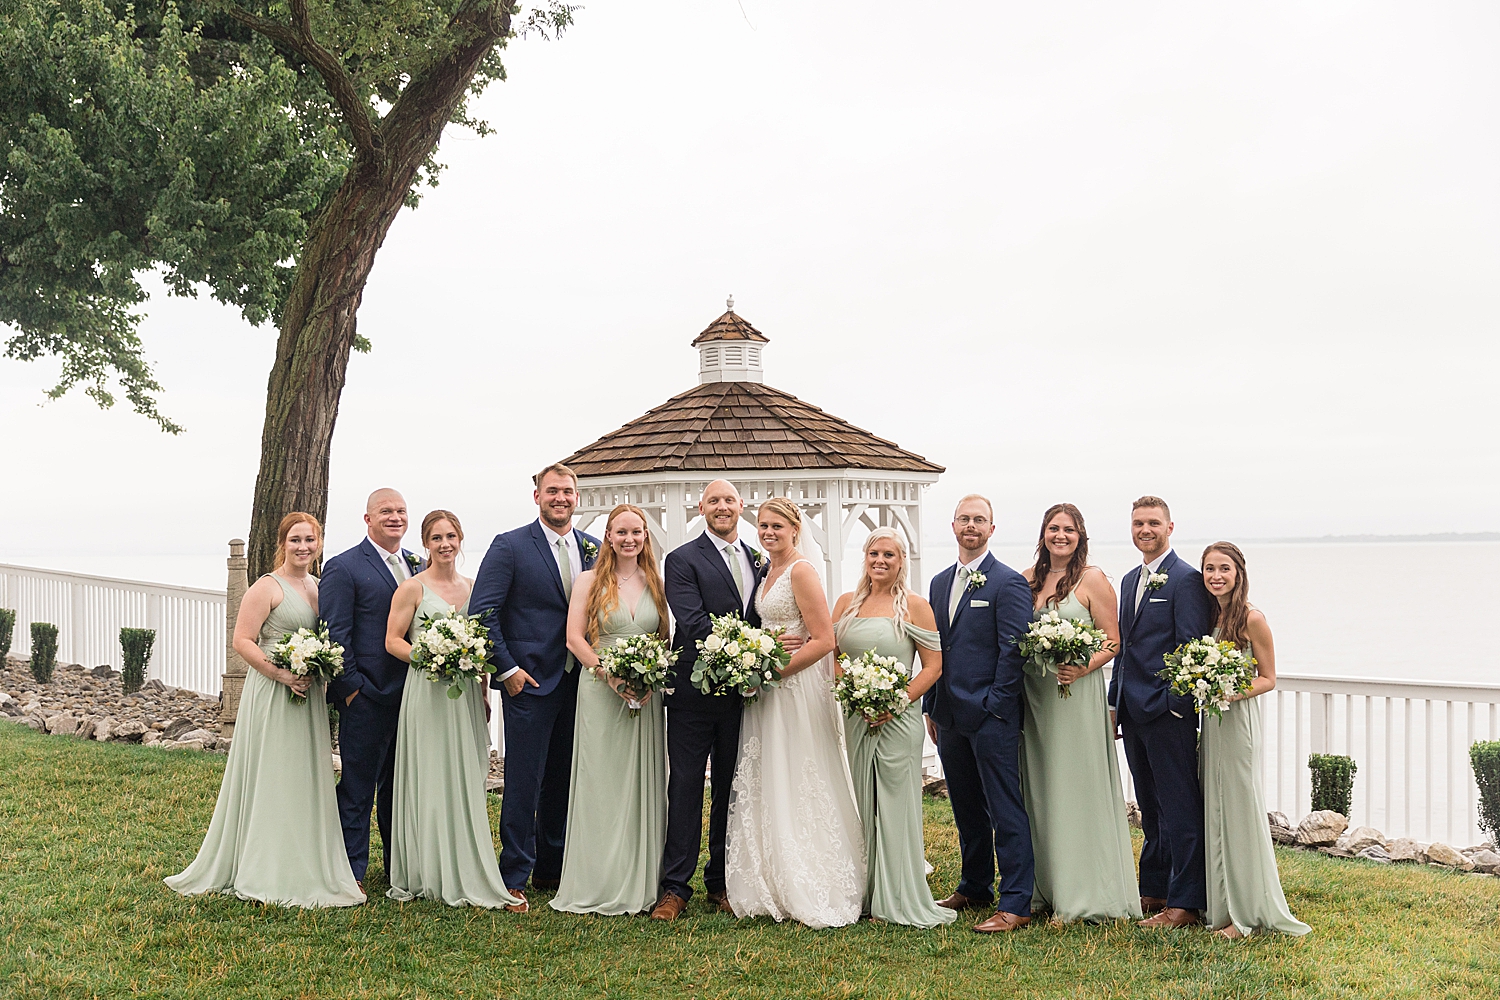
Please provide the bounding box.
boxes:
[1020,591,1140,922]
[165,574,364,907]
[551,590,668,915]
[386,584,519,908]
[1202,638,1310,937]
[839,616,956,928]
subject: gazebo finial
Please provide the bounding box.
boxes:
[726,294,734,312]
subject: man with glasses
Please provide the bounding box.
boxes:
[925,494,1036,933]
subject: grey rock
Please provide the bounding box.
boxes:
[140,679,166,693]
[1318,846,1356,858]
[45,714,78,736]
[217,737,231,754]
[485,775,504,794]
[1268,811,1297,844]
[922,776,948,799]
[330,752,342,773]
[74,717,97,740]
[0,691,15,706]
[177,728,217,748]
[1,701,19,717]
[90,665,115,679]
[1467,849,1500,874]
[93,717,113,741]
[109,719,148,743]
[1386,837,1424,862]
[1336,826,1386,854]
[141,731,161,745]
[162,717,197,741]
[1296,810,1349,846]
[1356,844,1392,863]
[1126,800,1143,829]
[1426,842,1476,871]
[22,714,46,731]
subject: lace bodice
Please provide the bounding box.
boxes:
[756,560,809,636]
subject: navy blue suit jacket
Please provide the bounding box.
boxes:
[1107,550,1215,724]
[322,538,425,705]
[925,552,1033,735]
[469,521,599,699]
[663,531,767,716]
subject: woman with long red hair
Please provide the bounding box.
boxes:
[553,504,672,915]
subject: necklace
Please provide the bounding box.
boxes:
[617,567,641,583]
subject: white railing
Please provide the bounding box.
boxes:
[1109,669,1500,847]
[0,563,225,698]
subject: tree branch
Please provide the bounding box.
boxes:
[220,2,381,162]
[381,1,511,159]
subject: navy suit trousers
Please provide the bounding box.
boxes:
[660,706,742,901]
[498,669,579,889]
[1120,706,1207,909]
[937,714,1035,916]
[335,692,401,882]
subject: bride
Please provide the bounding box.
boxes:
[725,497,866,928]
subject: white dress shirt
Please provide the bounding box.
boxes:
[948,548,989,623]
[367,536,410,585]
[714,534,758,612]
[1132,549,1173,615]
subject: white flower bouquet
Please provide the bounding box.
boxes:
[410,608,494,699]
[691,613,791,704]
[1017,610,1111,698]
[833,649,912,727]
[270,624,345,705]
[1157,636,1256,718]
[595,632,678,717]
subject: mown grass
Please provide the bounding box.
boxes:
[1,725,1497,999]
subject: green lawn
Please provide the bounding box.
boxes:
[1,725,1496,999]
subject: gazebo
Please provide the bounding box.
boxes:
[562,301,944,597]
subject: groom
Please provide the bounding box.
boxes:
[926,493,1036,932]
[652,479,771,920]
[1108,496,1214,928]
[470,463,599,910]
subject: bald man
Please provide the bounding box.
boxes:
[322,488,423,887]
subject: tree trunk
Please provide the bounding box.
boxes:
[245,9,508,578]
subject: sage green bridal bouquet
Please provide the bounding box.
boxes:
[410,608,494,699]
[833,649,912,727]
[1157,637,1255,718]
[269,624,345,705]
[1017,610,1111,698]
[595,632,677,717]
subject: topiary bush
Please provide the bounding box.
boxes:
[29,622,58,683]
[119,627,156,694]
[1472,740,1500,841]
[0,608,15,662]
[1309,753,1357,817]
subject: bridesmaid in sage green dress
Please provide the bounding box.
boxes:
[167,513,364,907]
[384,511,521,910]
[1019,503,1140,923]
[552,503,670,915]
[832,528,955,927]
[1199,543,1309,939]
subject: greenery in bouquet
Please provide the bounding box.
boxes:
[833,649,912,727]
[1157,636,1255,718]
[692,613,791,704]
[1017,610,1111,698]
[595,632,678,717]
[269,624,345,705]
[410,610,494,699]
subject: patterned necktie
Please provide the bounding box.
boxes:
[386,552,404,584]
[725,544,746,605]
[556,538,573,599]
[949,566,970,624]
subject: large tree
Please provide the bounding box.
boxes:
[1,0,571,575]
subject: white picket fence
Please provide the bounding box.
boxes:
[4,562,1499,844]
[0,563,225,698]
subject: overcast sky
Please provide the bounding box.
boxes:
[3,0,1497,589]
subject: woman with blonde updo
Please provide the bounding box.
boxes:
[384,510,521,909]
[724,497,866,928]
[833,528,954,927]
[166,513,364,907]
[553,504,672,915]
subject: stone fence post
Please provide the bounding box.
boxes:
[220,539,250,737]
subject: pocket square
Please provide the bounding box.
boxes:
[1148,598,1168,603]
[969,600,989,607]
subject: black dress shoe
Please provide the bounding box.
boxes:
[531,877,561,891]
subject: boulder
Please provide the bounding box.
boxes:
[162,717,197,741]
[1268,811,1297,844]
[177,728,217,748]
[140,679,166,694]
[485,775,504,794]
[1126,800,1143,830]
[90,665,116,679]
[22,714,46,731]
[0,691,16,706]
[1467,849,1500,874]
[1426,843,1475,871]
[1336,826,1386,854]
[1318,846,1355,858]
[1356,844,1392,863]
[109,720,147,743]
[0,700,19,718]
[331,752,342,773]
[45,714,79,736]
[1386,837,1424,863]
[1296,810,1348,846]
[922,776,948,799]
[74,717,97,740]
[164,738,208,752]
[217,738,231,754]
[93,717,113,741]
[142,731,162,745]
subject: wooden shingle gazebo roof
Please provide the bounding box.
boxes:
[690,307,770,346]
[561,380,945,477]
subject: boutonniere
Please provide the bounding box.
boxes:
[750,548,765,570]
[404,551,423,573]
[966,570,987,591]
[1145,571,1169,592]
[579,538,599,563]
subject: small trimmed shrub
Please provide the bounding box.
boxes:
[1473,740,1500,840]
[29,622,58,683]
[1309,753,1357,817]
[119,627,156,694]
[0,608,15,661]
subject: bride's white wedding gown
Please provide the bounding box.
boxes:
[725,559,866,928]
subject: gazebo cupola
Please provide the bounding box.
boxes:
[563,301,944,597]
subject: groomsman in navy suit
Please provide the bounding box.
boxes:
[651,480,775,920]
[1108,496,1214,928]
[470,463,599,910]
[323,488,424,887]
[926,494,1036,932]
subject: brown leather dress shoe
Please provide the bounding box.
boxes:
[705,891,735,914]
[650,893,688,921]
[1138,907,1201,929]
[505,890,529,914]
[1140,896,1168,915]
[973,911,1031,933]
[936,891,991,911]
